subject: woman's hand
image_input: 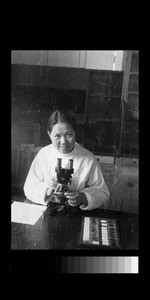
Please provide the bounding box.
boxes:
[46,186,56,197]
[64,191,88,207]
[45,183,61,205]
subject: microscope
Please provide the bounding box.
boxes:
[52,158,74,212]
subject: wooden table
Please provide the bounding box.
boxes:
[11,199,139,250]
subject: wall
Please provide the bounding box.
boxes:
[11,50,124,71]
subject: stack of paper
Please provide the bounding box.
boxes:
[11,201,47,225]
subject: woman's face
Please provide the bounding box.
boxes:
[48,122,76,154]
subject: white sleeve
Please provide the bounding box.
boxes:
[23,151,49,205]
[79,162,110,211]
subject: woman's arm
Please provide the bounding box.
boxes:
[23,152,51,205]
[79,162,110,210]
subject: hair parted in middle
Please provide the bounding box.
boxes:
[47,110,76,133]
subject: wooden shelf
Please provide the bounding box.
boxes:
[87,118,120,123]
[88,93,121,98]
[130,72,139,75]
[128,91,139,95]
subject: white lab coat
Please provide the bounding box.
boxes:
[23,142,110,210]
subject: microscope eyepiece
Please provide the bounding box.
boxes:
[69,159,73,169]
[57,158,61,170]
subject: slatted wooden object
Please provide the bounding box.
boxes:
[11,144,42,188]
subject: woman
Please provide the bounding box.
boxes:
[24,110,110,210]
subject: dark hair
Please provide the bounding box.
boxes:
[47,110,76,133]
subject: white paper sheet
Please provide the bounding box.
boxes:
[11,201,47,225]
